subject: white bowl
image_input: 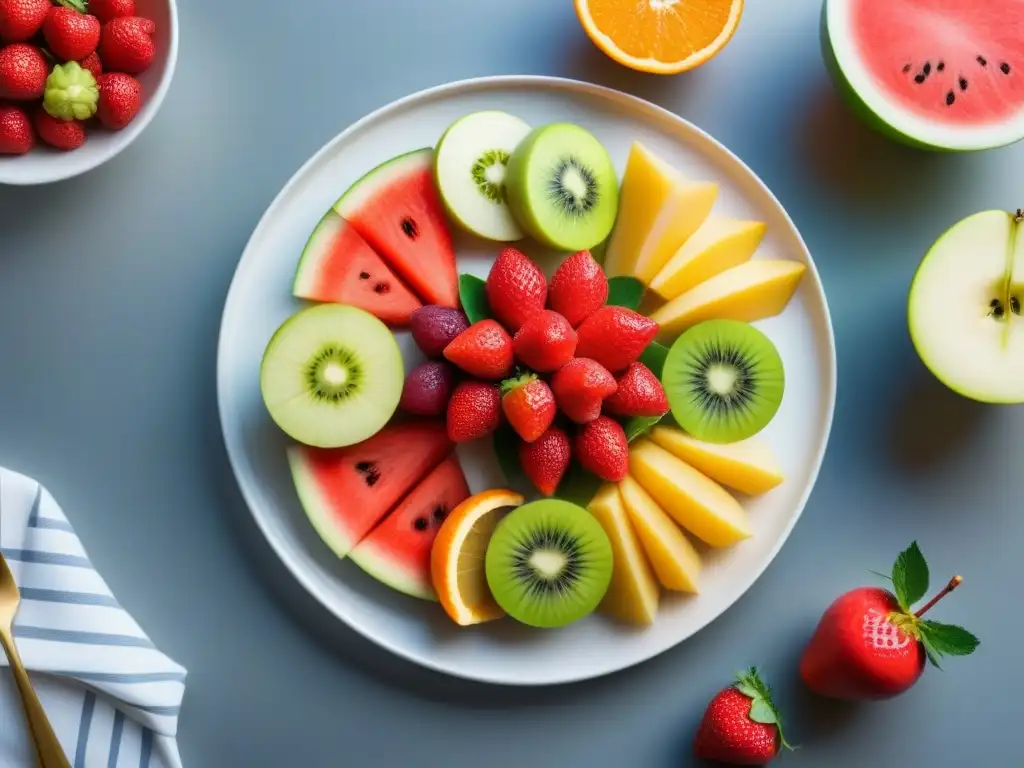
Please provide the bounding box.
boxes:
[0,0,178,186]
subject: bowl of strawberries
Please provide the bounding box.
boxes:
[0,0,177,184]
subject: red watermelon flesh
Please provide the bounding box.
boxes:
[287,420,453,560]
[851,0,1024,125]
[334,148,460,309]
[349,455,470,600]
[293,212,422,326]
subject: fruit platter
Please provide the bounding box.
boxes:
[218,76,836,684]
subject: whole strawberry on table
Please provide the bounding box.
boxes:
[0,0,157,155]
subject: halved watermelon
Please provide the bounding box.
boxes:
[823,0,1024,151]
[287,420,452,560]
[334,149,460,308]
[349,455,470,601]
[293,212,422,326]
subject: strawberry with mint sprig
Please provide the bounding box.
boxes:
[801,541,979,700]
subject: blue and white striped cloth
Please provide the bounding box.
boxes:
[0,468,186,768]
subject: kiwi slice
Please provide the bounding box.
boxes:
[260,304,404,448]
[435,110,532,242]
[485,499,613,628]
[504,123,618,252]
[662,319,784,444]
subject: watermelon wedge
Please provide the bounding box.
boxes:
[349,455,471,601]
[293,212,422,326]
[334,149,460,308]
[823,0,1024,151]
[287,420,453,560]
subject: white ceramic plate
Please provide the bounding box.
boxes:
[217,76,837,686]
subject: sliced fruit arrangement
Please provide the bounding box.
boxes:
[0,0,158,155]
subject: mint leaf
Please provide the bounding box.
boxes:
[639,341,670,378]
[606,276,646,310]
[458,274,489,324]
[891,541,929,612]
[919,620,980,659]
[624,415,662,443]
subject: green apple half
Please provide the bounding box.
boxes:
[909,209,1024,402]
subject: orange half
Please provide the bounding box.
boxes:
[575,0,744,75]
[430,489,524,626]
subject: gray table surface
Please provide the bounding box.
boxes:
[1,0,1020,765]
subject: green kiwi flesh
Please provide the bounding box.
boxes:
[662,319,785,444]
[260,304,404,448]
[504,123,619,252]
[485,499,613,628]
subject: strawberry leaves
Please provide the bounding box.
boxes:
[892,541,929,612]
[734,668,792,752]
[918,621,980,668]
[606,276,645,310]
[458,274,490,325]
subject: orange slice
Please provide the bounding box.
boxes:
[575,0,744,75]
[430,489,524,626]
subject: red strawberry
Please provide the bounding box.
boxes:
[78,51,102,78]
[98,16,155,74]
[0,102,32,153]
[575,416,628,482]
[548,250,608,327]
[485,247,547,332]
[519,427,571,496]
[500,373,556,444]
[604,363,669,418]
[693,668,790,765]
[96,72,140,130]
[800,542,978,701]
[88,0,135,24]
[0,42,47,100]
[512,310,577,373]
[446,381,501,443]
[575,306,659,373]
[443,319,513,380]
[0,0,49,43]
[33,107,85,151]
[43,7,100,62]
[550,358,617,424]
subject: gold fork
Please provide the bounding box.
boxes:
[0,551,71,768]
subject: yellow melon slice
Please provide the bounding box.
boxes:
[588,484,660,624]
[602,142,718,281]
[617,476,701,593]
[648,426,784,495]
[629,439,752,547]
[649,217,767,300]
[651,259,806,342]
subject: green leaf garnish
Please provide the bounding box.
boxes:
[458,274,490,325]
[56,0,88,11]
[555,463,603,507]
[638,341,670,378]
[892,541,929,612]
[624,415,663,443]
[606,276,646,310]
[919,620,980,661]
[734,667,792,752]
[492,428,529,493]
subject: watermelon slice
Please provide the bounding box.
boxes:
[293,212,422,326]
[287,420,452,560]
[823,0,1024,151]
[334,149,460,308]
[349,455,471,601]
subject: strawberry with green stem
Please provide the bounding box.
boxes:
[800,541,979,700]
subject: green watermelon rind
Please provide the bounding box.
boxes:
[292,210,342,297]
[821,0,1024,153]
[333,147,434,217]
[287,446,359,560]
[349,542,438,602]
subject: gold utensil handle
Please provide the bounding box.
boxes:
[0,628,71,768]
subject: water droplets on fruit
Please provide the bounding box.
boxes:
[471,148,511,205]
[307,344,362,403]
[548,157,599,219]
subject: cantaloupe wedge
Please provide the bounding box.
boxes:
[629,439,752,548]
[649,426,784,496]
[602,143,718,281]
[651,259,806,342]
[649,217,767,300]
[588,484,660,624]
[618,476,702,593]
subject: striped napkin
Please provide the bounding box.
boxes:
[0,468,186,768]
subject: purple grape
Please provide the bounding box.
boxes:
[410,306,470,358]
[399,361,457,416]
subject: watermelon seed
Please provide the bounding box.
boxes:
[1001,62,1011,75]
[359,272,370,280]
[433,505,447,522]
[374,282,390,294]
[946,91,956,106]
[401,218,419,239]
[902,64,911,73]
[914,72,927,84]
[977,56,988,67]
[355,461,381,487]
[937,61,945,72]
[923,62,932,75]
[414,517,429,532]
[959,77,968,91]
